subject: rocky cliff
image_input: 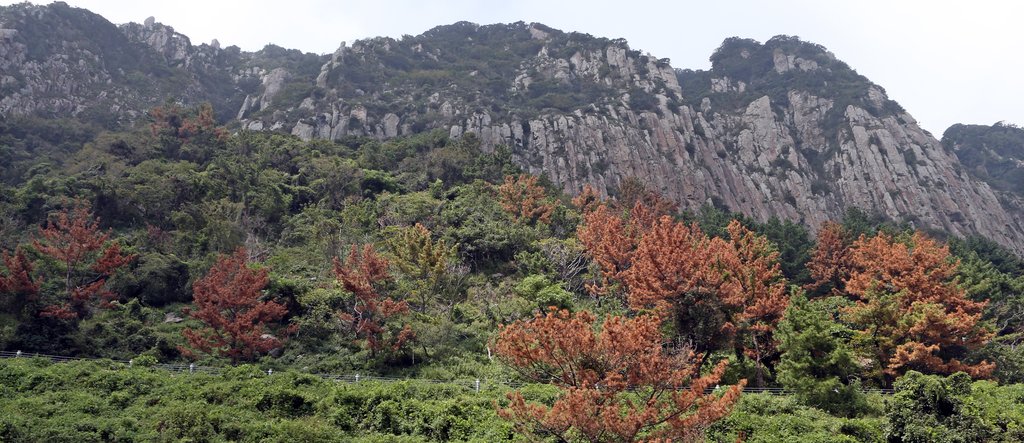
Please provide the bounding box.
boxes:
[1,2,1022,253]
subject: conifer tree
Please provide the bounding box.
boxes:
[495,308,743,442]
[844,232,994,380]
[497,174,557,225]
[807,221,852,294]
[385,224,459,314]
[777,292,866,416]
[0,247,39,319]
[334,244,414,356]
[32,202,134,319]
[181,248,289,362]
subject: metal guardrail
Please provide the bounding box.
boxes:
[0,350,894,395]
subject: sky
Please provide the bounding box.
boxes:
[5,0,1022,135]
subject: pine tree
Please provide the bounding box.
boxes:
[497,174,557,225]
[577,204,640,299]
[384,224,459,314]
[0,247,40,319]
[495,308,743,442]
[777,292,866,416]
[724,220,790,387]
[624,218,789,383]
[181,248,289,362]
[806,221,851,295]
[32,202,134,319]
[334,244,414,356]
[844,231,994,380]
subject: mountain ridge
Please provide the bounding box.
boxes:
[1,1,1022,253]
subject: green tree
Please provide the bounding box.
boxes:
[886,371,990,443]
[776,292,866,416]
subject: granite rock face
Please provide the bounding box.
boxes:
[275,29,1024,252]
[1,4,1021,253]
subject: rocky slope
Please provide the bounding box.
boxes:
[942,122,1024,203]
[1,2,1022,253]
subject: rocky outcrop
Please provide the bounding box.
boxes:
[1,4,1021,253]
[273,30,1024,253]
[119,19,191,64]
[433,90,1023,253]
[0,2,310,122]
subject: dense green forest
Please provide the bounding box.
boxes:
[1,105,1024,441]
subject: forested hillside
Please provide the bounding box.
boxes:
[1,103,1023,441]
[3,2,1024,442]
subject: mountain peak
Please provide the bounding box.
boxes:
[0,5,1021,253]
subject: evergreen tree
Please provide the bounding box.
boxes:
[777,292,866,416]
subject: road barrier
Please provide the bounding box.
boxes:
[0,350,895,395]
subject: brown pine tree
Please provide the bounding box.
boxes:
[495,308,743,442]
[334,245,414,356]
[32,202,134,319]
[181,248,289,362]
[806,221,851,294]
[571,184,602,214]
[625,218,789,384]
[575,183,678,301]
[843,231,993,380]
[497,174,557,225]
[724,220,790,386]
[577,204,640,299]
[614,177,679,218]
[0,247,40,318]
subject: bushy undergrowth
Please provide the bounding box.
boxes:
[0,358,517,442]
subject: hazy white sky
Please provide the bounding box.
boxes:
[6,0,1023,135]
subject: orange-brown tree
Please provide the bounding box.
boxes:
[334,244,414,356]
[575,187,677,301]
[181,248,289,362]
[497,174,557,225]
[571,184,602,214]
[577,204,640,299]
[495,308,743,442]
[149,103,227,145]
[723,221,790,386]
[806,221,852,294]
[613,177,678,221]
[843,231,993,380]
[32,202,134,319]
[625,218,788,385]
[0,247,40,318]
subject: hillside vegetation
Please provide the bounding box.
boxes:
[1,105,1023,441]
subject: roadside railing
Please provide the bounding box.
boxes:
[0,350,895,395]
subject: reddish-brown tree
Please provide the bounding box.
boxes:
[625,216,733,311]
[149,102,228,145]
[334,244,414,356]
[577,204,640,298]
[806,221,852,294]
[497,174,558,225]
[0,247,40,318]
[571,184,602,214]
[625,219,788,385]
[614,177,679,218]
[32,202,134,319]
[495,308,743,442]
[843,231,993,380]
[576,184,677,301]
[181,248,289,362]
[723,220,790,386]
